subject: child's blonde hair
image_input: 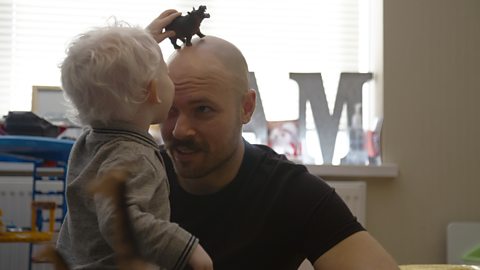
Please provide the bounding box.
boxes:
[61,22,163,125]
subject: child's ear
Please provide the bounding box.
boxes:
[147,79,162,103]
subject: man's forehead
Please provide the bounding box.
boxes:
[169,58,228,85]
[172,72,228,92]
[173,85,222,106]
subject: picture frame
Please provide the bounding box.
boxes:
[31,85,72,124]
[267,119,301,161]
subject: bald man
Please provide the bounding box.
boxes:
[156,35,398,269]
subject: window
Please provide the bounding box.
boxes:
[0,0,382,165]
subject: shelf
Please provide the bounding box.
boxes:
[303,163,398,179]
[0,162,34,176]
[0,162,65,177]
[1,161,399,180]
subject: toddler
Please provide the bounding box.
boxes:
[56,20,212,270]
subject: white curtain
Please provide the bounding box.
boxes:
[0,0,376,164]
[0,0,367,115]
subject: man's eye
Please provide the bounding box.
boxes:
[197,106,212,113]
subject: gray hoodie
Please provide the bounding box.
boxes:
[57,121,197,270]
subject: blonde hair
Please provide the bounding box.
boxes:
[61,22,163,125]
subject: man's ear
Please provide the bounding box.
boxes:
[147,79,161,103]
[241,89,256,124]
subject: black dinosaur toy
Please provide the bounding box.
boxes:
[165,5,210,49]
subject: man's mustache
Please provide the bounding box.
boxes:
[166,138,203,151]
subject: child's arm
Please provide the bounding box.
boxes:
[188,244,214,270]
[146,9,181,43]
[93,156,205,270]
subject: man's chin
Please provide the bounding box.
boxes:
[171,154,201,178]
[174,166,204,179]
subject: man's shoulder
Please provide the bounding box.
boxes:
[250,143,289,161]
[247,143,330,188]
[248,143,310,178]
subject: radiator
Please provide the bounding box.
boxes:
[326,180,367,227]
[299,180,367,270]
[0,175,61,270]
[1,176,366,270]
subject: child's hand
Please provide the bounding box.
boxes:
[187,244,213,270]
[146,9,181,43]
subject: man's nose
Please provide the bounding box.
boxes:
[172,114,196,139]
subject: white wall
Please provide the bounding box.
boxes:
[366,0,480,264]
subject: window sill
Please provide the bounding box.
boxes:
[303,163,399,180]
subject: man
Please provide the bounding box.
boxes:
[160,35,399,269]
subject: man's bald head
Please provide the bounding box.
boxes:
[167,36,250,95]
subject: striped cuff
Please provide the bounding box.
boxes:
[172,235,199,270]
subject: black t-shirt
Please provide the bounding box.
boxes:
[162,142,364,270]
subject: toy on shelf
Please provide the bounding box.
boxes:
[0,135,74,269]
[0,201,56,243]
[165,5,210,49]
